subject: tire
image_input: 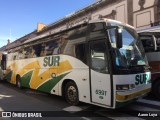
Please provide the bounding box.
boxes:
[16,76,23,89]
[153,80,160,100]
[65,81,79,105]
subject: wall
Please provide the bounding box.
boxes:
[133,0,156,30]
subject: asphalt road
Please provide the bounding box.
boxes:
[0,81,160,120]
[0,82,93,120]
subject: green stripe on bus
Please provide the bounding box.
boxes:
[37,72,69,93]
[21,71,33,88]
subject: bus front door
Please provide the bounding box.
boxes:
[89,40,112,106]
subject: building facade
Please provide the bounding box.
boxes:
[37,0,160,36]
[2,0,160,50]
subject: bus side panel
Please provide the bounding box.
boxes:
[58,55,91,104]
[34,56,68,94]
[21,57,51,92]
[16,58,35,88]
[6,54,91,104]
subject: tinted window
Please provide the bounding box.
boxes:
[90,41,108,73]
[24,47,31,58]
[62,27,86,56]
[33,44,42,57]
[67,26,87,40]
[156,37,160,51]
[89,23,105,39]
[140,37,154,52]
[45,40,60,56]
[90,23,104,32]
[75,43,86,64]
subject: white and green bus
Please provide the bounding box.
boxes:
[1,19,151,108]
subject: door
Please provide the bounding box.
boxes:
[90,40,111,106]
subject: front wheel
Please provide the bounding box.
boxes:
[65,81,79,105]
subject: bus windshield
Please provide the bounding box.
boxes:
[107,22,148,69]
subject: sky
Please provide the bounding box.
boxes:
[0,0,96,47]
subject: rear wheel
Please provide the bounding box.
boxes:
[65,81,79,105]
[153,80,160,100]
[16,76,23,88]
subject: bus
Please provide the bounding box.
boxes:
[0,18,151,108]
[138,26,160,99]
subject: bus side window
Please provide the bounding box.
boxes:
[29,48,35,58]
[24,47,31,58]
[75,43,86,64]
[90,41,108,73]
[18,49,24,59]
[89,23,105,39]
[33,44,42,57]
[45,40,60,56]
[157,38,160,51]
[141,38,154,52]
[40,45,47,57]
[45,45,52,56]
[62,26,87,56]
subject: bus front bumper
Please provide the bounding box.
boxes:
[115,88,151,108]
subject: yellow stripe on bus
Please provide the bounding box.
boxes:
[116,88,151,102]
[30,60,72,89]
[8,60,72,88]
[6,62,16,84]
[17,61,37,76]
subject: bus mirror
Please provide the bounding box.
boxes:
[152,35,157,51]
[116,28,123,49]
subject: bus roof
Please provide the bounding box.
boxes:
[24,18,133,45]
[137,25,160,33]
[8,18,134,50]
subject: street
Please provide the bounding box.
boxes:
[0,82,160,120]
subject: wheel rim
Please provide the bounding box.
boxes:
[17,80,21,87]
[17,78,21,88]
[67,86,77,102]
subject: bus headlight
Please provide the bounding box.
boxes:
[116,84,135,90]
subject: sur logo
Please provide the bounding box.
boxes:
[135,73,149,85]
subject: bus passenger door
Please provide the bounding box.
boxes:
[89,40,112,106]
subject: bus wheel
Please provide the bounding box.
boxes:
[16,76,23,88]
[153,80,160,100]
[65,81,79,105]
